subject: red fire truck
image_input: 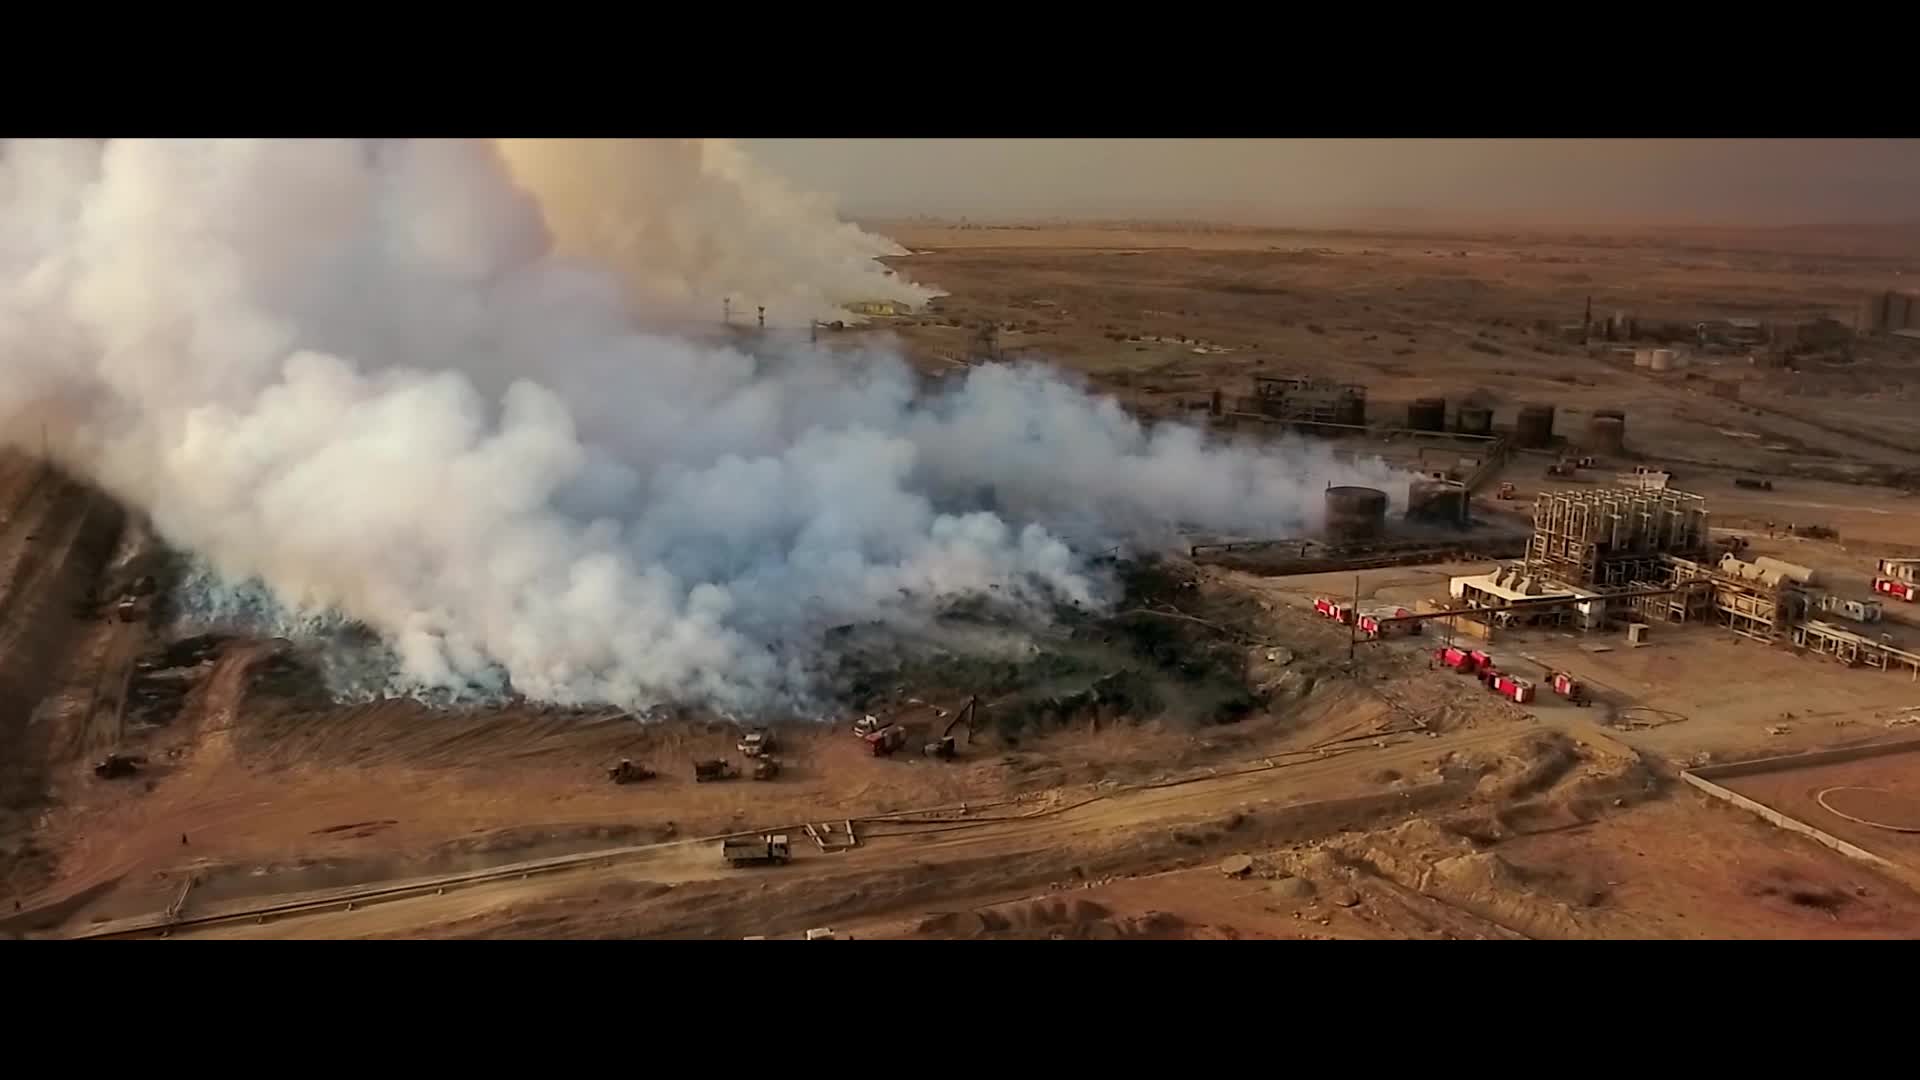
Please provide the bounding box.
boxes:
[1358,606,1414,639]
[1491,673,1536,704]
[1434,646,1488,673]
[1547,671,1590,705]
[1873,559,1920,603]
[1313,597,1356,624]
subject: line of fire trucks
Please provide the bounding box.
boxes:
[1873,558,1920,603]
[1311,596,1589,707]
[1306,558,1920,710]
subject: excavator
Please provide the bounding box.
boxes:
[924,696,978,761]
[606,759,656,785]
[93,753,144,780]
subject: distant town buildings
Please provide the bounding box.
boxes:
[1858,289,1920,336]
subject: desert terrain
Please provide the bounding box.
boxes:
[7,220,1920,940]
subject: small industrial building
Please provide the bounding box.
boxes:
[846,299,913,317]
[1449,566,1607,631]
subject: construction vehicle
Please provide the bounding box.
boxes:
[1496,482,1516,500]
[115,595,151,623]
[693,759,738,783]
[924,696,978,760]
[751,757,782,781]
[737,728,775,758]
[606,759,656,785]
[1874,558,1920,603]
[864,724,907,757]
[93,753,144,780]
[722,834,792,867]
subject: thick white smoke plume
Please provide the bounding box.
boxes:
[495,139,935,325]
[0,139,1402,714]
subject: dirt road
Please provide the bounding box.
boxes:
[83,723,1531,939]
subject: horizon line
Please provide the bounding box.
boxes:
[856,213,1920,233]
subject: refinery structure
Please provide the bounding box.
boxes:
[1188,372,1920,683]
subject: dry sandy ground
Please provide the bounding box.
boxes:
[843,791,1920,941]
[863,222,1920,474]
[167,726,1920,941]
[10,221,1920,939]
[1717,748,1920,873]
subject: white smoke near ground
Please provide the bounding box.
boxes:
[0,138,1405,715]
[494,139,936,326]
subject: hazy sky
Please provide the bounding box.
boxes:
[739,139,1920,227]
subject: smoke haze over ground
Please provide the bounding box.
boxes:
[495,139,936,326]
[0,138,1402,715]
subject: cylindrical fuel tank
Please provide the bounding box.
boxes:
[1325,486,1389,543]
[1455,406,1493,436]
[1407,398,1446,432]
[1585,416,1626,455]
[1407,479,1469,527]
[1514,404,1556,448]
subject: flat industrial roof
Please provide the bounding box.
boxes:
[1453,572,1601,603]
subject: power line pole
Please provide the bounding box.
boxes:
[1347,574,1359,661]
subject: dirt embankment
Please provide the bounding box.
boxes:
[868,729,1649,940]
[0,466,126,901]
[862,726,1920,940]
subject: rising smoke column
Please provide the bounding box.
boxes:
[494,139,935,325]
[0,138,1402,714]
